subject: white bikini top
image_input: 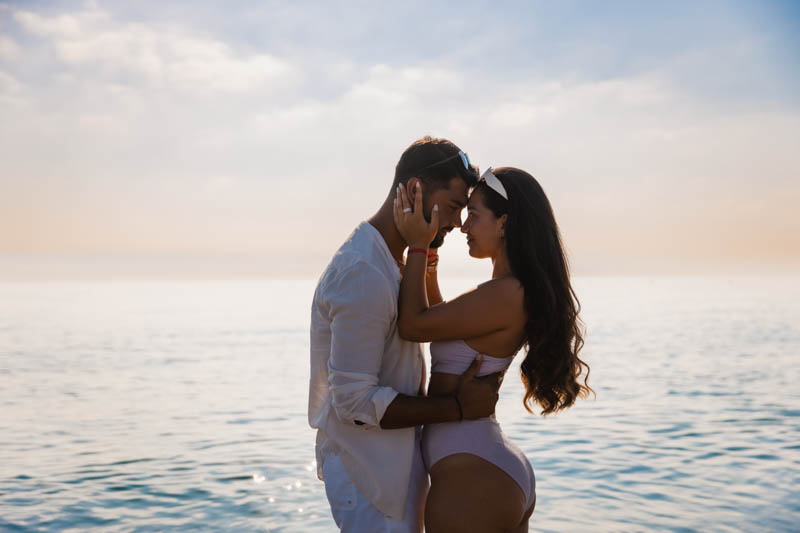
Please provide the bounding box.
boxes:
[430,339,515,377]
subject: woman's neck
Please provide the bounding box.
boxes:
[491,250,512,280]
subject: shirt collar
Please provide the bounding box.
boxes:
[360,221,402,283]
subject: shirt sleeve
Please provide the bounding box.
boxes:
[325,262,399,430]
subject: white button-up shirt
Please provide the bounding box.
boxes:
[309,221,425,520]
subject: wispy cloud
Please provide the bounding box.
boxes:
[0,1,798,278]
[13,5,296,94]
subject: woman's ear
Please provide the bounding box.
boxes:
[498,214,508,237]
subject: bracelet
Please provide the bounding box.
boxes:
[408,248,428,255]
[426,258,438,273]
[452,394,463,421]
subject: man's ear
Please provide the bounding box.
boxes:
[406,177,422,199]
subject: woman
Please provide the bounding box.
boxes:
[392,167,592,533]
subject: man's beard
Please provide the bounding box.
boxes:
[429,227,451,249]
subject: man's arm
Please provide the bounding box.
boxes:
[327,262,499,431]
[380,394,460,429]
[326,264,401,429]
[380,356,501,429]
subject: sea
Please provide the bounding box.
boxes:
[1,277,798,532]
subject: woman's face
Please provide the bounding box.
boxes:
[461,188,506,259]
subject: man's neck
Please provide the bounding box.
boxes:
[368,195,407,265]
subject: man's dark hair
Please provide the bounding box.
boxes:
[393,136,479,191]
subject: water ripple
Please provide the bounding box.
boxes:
[1,278,799,531]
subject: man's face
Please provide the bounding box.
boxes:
[420,176,469,248]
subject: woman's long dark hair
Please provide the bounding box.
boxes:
[477,167,592,415]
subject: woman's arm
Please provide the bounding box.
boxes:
[425,252,443,306]
[401,258,521,342]
[393,183,522,342]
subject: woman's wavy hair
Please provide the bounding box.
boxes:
[475,167,593,415]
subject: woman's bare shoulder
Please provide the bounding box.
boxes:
[474,276,524,305]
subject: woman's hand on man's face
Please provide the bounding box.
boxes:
[393,181,439,249]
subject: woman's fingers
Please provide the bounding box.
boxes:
[396,187,402,211]
[414,183,428,230]
[400,183,411,212]
[393,181,437,247]
[414,182,438,234]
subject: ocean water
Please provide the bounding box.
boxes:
[1,277,798,532]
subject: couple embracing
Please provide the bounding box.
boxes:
[308,136,591,532]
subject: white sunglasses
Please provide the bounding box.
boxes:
[418,150,472,172]
[479,167,508,200]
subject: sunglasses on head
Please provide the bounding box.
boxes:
[417,150,473,173]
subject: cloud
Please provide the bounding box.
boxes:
[485,77,668,129]
[0,35,21,60]
[13,10,94,38]
[347,64,463,104]
[0,69,24,107]
[12,6,295,95]
[0,2,798,278]
[0,69,21,92]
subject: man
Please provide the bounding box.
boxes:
[308,136,501,532]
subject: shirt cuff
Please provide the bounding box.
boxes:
[371,386,399,429]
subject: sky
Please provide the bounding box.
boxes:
[1,0,798,279]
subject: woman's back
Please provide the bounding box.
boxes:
[427,339,516,397]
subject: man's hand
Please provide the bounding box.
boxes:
[379,355,503,429]
[455,355,502,419]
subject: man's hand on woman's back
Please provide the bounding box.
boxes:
[456,355,502,419]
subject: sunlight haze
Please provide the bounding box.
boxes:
[1,1,798,279]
